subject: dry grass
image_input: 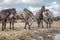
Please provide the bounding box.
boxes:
[0,21,60,29]
[0,21,60,28]
[0,21,59,30]
[0,21,59,40]
[0,30,35,40]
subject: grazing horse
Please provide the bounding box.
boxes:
[0,8,16,31]
[35,6,45,28]
[16,8,35,29]
[43,9,54,28]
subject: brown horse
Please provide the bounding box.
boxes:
[35,6,45,28]
[0,8,16,31]
[16,8,35,29]
[43,9,54,28]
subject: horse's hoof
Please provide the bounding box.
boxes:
[49,27,51,28]
[24,27,26,29]
[38,27,40,28]
[42,27,44,28]
[12,29,14,30]
[9,28,11,30]
[2,29,4,31]
[29,27,31,30]
[46,27,48,28]
[12,28,14,30]
[4,27,6,29]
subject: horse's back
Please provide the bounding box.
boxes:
[0,8,16,20]
[1,8,16,15]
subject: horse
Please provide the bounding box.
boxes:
[15,8,35,29]
[0,8,16,31]
[35,6,45,28]
[43,9,54,28]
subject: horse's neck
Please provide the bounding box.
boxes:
[44,11,51,18]
[47,11,54,18]
[24,10,33,18]
[39,10,43,17]
[39,9,43,14]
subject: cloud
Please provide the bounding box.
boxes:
[27,1,60,17]
[0,0,44,6]
[0,0,60,17]
[28,6,40,15]
[0,0,13,6]
[46,1,58,11]
[0,0,44,10]
[46,1,60,17]
[0,0,16,10]
[16,0,44,4]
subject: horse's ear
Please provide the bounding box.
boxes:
[24,8,28,11]
[12,8,16,10]
[46,9,49,11]
[42,5,45,8]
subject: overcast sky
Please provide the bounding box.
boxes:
[0,0,60,17]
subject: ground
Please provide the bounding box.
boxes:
[0,21,60,40]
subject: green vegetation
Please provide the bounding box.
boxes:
[54,16,60,21]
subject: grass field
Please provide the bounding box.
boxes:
[0,21,60,40]
[0,21,60,30]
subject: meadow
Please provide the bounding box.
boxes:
[0,21,60,40]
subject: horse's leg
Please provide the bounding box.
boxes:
[10,19,12,29]
[24,18,29,29]
[12,19,14,30]
[49,20,51,28]
[3,20,6,30]
[47,22,48,28]
[28,23,31,30]
[44,18,48,28]
[4,20,6,29]
[2,21,4,31]
[28,20,33,29]
[29,25,31,30]
[38,22,40,28]
[24,22,27,29]
[27,22,31,29]
[2,21,5,31]
[41,19,43,28]
[46,20,49,28]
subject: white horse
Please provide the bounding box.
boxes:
[15,8,35,29]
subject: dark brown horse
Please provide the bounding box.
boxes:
[16,8,35,29]
[35,6,45,28]
[0,8,16,31]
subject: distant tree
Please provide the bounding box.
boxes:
[54,16,60,21]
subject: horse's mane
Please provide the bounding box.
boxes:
[23,8,33,16]
[2,8,16,11]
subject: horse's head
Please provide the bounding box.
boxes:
[43,9,49,18]
[24,8,36,21]
[45,9,49,12]
[11,8,16,15]
[41,6,46,12]
[45,9,49,15]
